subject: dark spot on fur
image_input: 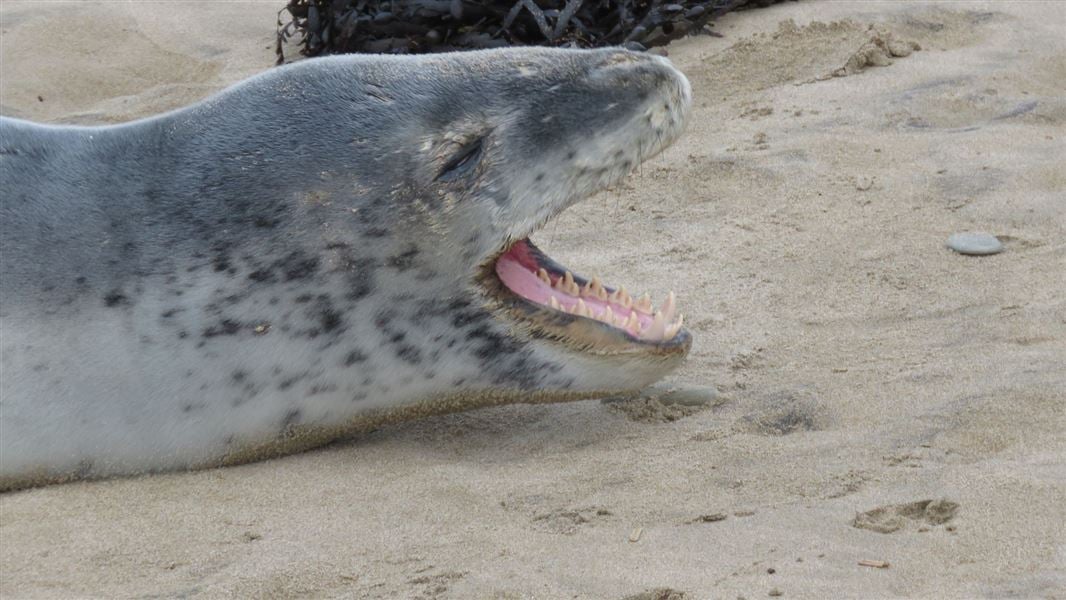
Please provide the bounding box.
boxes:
[308,383,337,396]
[319,308,343,333]
[278,375,301,391]
[279,252,319,281]
[103,290,130,307]
[74,276,87,285]
[343,350,368,366]
[396,344,422,365]
[203,319,241,338]
[213,257,231,273]
[161,308,183,318]
[294,294,313,303]
[388,246,420,272]
[452,308,488,329]
[232,370,248,383]
[248,269,275,283]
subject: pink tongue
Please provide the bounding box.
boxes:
[494,251,653,329]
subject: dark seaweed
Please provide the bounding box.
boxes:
[276,0,792,62]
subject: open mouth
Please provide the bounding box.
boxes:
[487,238,689,353]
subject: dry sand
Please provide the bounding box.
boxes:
[1,1,1064,598]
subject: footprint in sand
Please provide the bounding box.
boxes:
[851,499,959,533]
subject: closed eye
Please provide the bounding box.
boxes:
[437,139,484,182]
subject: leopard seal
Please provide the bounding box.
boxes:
[0,47,691,490]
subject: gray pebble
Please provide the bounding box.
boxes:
[947,232,1003,256]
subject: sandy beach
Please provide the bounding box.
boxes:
[1,1,1064,598]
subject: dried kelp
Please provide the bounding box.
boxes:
[276,0,791,62]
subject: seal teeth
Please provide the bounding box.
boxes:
[575,298,590,318]
[582,275,607,300]
[635,293,653,314]
[660,291,677,323]
[641,311,667,341]
[549,296,561,311]
[557,271,579,296]
[537,268,551,285]
[601,305,615,325]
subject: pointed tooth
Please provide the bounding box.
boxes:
[537,268,551,285]
[602,306,614,325]
[575,298,589,317]
[624,313,640,334]
[641,311,666,341]
[548,296,561,311]
[587,276,607,301]
[563,271,575,293]
[660,291,676,322]
[582,276,603,298]
[636,293,653,314]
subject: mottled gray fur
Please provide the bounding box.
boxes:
[0,47,690,488]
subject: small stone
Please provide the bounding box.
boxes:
[767,568,776,574]
[947,232,1003,256]
[768,589,783,597]
[855,175,874,191]
[629,527,643,543]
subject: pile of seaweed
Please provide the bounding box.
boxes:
[276,0,790,62]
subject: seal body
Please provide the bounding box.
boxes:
[0,48,691,489]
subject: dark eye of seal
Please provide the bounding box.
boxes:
[437,138,484,182]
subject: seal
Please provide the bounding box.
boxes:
[0,47,692,490]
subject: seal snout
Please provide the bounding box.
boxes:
[590,50,691,111]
